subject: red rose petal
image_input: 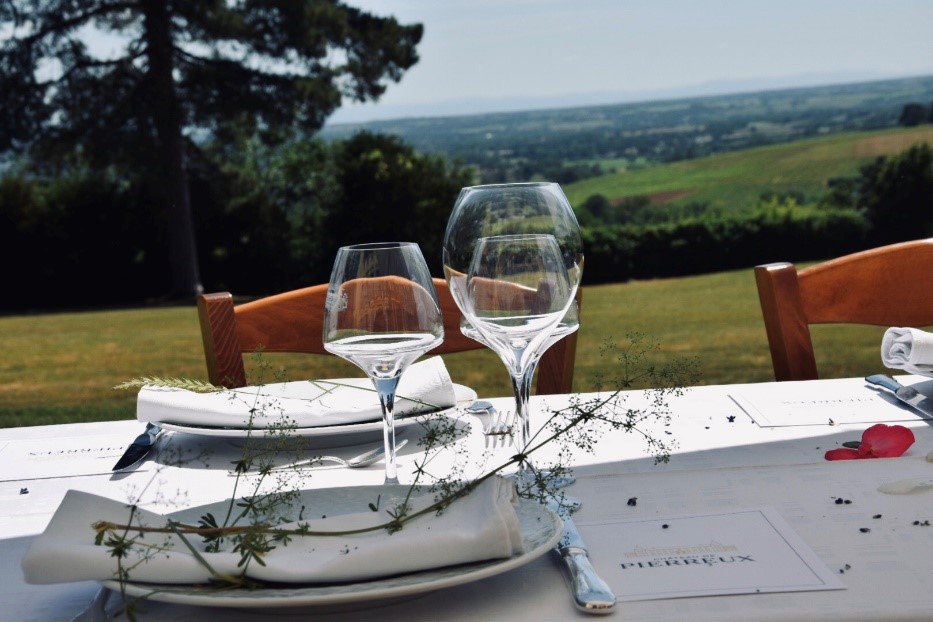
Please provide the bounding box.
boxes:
[858,424,915,458]
[825,448,860,460]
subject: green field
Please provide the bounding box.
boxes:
[0,267,895,428]
[563,126,933,211]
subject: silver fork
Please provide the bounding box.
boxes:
[485,408,516,449]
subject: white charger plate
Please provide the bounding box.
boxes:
[155,384,477,441]
[101,484,561,611]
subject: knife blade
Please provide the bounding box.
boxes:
[547,497,616,614]
[865,374,933,419]
[112,422,162,471]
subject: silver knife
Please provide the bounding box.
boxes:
[865,374,933,419]
[112,422,162,471]
[547,498,616,614]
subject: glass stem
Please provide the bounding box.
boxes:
[373,375,402,485]
[510,362,536,459]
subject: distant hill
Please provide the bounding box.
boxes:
[562,125,933,212]
[320,75,933,185]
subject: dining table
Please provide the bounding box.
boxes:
[1,373,931,621]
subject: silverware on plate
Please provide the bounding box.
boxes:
[112,422,161,472]
[230,438,409,476]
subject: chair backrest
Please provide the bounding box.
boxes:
[197,277,581,394]
[754,238,933,381]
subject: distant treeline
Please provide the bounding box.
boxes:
[322,75,933,185]
[2,135,929,312]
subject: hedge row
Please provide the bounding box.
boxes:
[580,206,870,284]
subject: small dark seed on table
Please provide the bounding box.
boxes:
[859,527,870,533]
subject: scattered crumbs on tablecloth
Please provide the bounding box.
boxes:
[834,497,852,505]
[912,520,931,527]
[839,563,852,574]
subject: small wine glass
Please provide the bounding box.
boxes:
[322,242,444,484]
[461,234,576,452]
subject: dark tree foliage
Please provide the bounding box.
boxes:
[819,143,933,244]
[322,131,474,276]
[0,0,422,300]
[898,103,931,127]
[856,143,933,244]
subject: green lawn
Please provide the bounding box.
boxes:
[0,267,895,427]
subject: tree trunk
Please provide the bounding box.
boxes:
[140,0,203,301]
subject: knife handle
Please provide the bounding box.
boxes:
[560,548,617,614]
[866,374,902,392]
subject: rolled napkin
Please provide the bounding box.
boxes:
[22,476,524,585]
[138,356,457,428]
[881,327,933,378]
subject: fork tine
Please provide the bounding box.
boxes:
[503,410,516,447]
[485,409,501,449]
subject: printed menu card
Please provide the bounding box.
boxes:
[577,507,844,602]
[729,377,933,427]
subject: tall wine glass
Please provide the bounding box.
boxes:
[461,234,576,451]
[443,182,583,447]
[323,242,444,484]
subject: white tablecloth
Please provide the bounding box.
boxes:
[2,376,932,621]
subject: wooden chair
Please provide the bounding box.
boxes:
[197,278,581,394]
[754,238,933,381]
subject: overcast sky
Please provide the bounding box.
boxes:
[328,0,933,124]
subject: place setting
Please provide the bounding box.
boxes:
[20,182,607,619]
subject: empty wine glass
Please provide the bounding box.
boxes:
[460,234,576,451]
[323,242,444,484]
[443,182,583,452]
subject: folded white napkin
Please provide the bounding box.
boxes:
[138,356,457,428]
[22,477,524,585]
[881,327,933,378]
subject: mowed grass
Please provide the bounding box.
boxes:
[0,267,896,428]
[563,126,933,210]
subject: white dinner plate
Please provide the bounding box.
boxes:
[101,484,561,611]
[155,384,477,443]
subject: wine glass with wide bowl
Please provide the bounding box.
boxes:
[323,242,444,484]
[459,233,577,455]
[443,182,583,448]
